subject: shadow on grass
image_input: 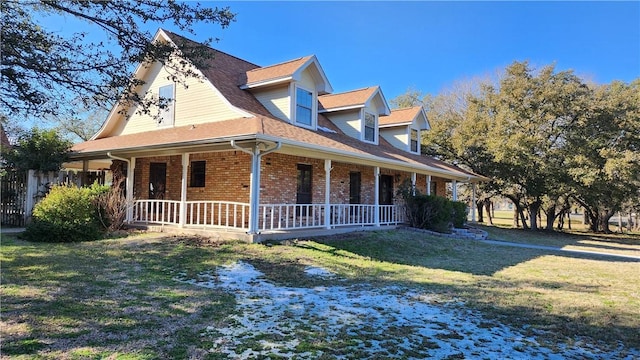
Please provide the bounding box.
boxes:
[479,224,640,250]
[304,230,638,278]
[0,234,238,358]
[2,231,639,356]
[297,230,640,350]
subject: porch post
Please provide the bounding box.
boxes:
[248,150,261,234]
[179,153,189,227]
[471,183,477,222]
[452,180,458,201]
[231,140,281,235]
[374,166,380,227]
[82,160,89,186]
[126,157,136,223]
[426,175,432,195]
[411,172,417,195]
[324,159,332,230]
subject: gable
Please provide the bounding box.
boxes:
[94,29,253,139]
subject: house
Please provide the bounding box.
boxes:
[66,29,484,242]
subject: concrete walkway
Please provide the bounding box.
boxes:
[481,238,640,261]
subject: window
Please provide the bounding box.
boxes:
[295,87,313,126]
[364,112,376,142]
[158,84,175,126]
[349,172,361,204]
[410,129,419,153]
[190,161,206,187]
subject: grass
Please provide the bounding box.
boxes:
[478,223,640,258]
[1,228,639,358]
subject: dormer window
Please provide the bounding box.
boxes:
[295,86,313,126]
[410,128,419,153]
[364,112,376,142]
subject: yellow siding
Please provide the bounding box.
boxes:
[370,93,387,115]
[252,85,291,121]
[326,110,361,139]
[380,127,408,151]
[364,103,378,116]
[299,68,316,91]
[112,60,244,137]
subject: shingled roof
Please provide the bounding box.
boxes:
[379,106,423,127]
[71,29,483,181]
[318,87,379,112]
[240,56,313,87]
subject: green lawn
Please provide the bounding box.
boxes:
[1,228,639,358]
[474,209,590,229]
[479,224,640,258]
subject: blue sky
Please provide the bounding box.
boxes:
[169,1,640,100]
[34,1,640,103]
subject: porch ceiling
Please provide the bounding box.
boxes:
[267,139,480,182]
[67,137,481,182]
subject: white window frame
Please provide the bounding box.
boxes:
[293,85,316,129]
[158,83,175,127]
[410,128,420,154]
[363,111,377,144]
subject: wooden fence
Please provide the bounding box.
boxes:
[1,170,27,226]
[0,170,106,227]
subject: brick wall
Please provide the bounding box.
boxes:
[134,155,182,200]
[187,151,252,203]
[132,151,450,204]
[431,176,448,197]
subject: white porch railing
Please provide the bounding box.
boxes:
[259,204,325,230]
[330,204,376,227]
[132,200,181,225]
[185,201,249,229]
[131,200,405,231]
[259,204,405,230]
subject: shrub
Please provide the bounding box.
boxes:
[93,176,130,232]
[22,184,108,242]
[397,181,467,233]
[452,201,469,228]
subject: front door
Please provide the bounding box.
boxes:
[379,175,394,205]
[149,163,167,199]
[296,164,312,215]
[349,172,361,204]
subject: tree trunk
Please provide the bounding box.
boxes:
[476,200,484,223]
[567,211,572,230]
[506,195,526,228]
[484,199,494,225]
[519,206,529,229]
[582,205,600,232]
[546,204,556,230]
[529,201,541,230]
[584,209,590,226]
[599,210,615,233]
[557,209,564,230]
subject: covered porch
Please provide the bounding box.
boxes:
[67,138,475,242]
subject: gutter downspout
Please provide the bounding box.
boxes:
[107,152,134,223]
[231,140,281,235]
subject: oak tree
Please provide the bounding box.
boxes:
[1,0,235,122]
